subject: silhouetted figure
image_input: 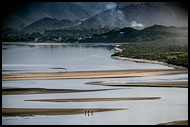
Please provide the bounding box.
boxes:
[88,110,90,116]
[91,111,93,116]
[85,110,86,116]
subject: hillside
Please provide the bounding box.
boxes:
[143,25,188,36]
[2,25,188,43]
[2,2,113,30]
[80,25,187,43]
[111,26,188,68]
[2,2,187,32]
[120,2,188,27]
[21,17,79,33]
[112,39,188,68]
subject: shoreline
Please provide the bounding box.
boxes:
[3,42,186,70]
[112,45,187,70]
[158,120,188,125]
[2,42,75,46]
[112,56,186,70]
[2,69,187,81]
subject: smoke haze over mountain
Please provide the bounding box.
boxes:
[2,2,188,31]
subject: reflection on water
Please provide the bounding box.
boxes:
[2,44,173,73]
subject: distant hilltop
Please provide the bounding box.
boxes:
[2,2,188,32]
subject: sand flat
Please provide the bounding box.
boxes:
[2,69,187,81]
[2,108,126,116]
[2,88,119,95]
[86,81,188,88]
[25,97,161,102]
[158,120,188,125]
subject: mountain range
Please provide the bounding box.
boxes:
[2,2,188,33]
[2,23,188,43]
[78,25,188,43]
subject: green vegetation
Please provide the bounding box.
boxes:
[2,25,188,44]
[80,25,188,43]
[112,38,188,68]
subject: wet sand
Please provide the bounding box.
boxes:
[2,108,126,116]
[25,97,161,102]
[2,88,119,95]
[86,81,188,88]
[2,69,187,81]
[158,120,188,125]
[50,67,67,70]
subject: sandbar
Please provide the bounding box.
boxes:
[25,97,161,102]
[158,120,188,125]
[2,88,119,95]
[2,69,187,81]
[2,108,126,116]
[86,81,188,88]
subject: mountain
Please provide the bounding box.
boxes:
[2,14,28,30]
[2,2,187,31]
[2,2,120,30]
[78,2,188,30]
[60,2,188,30]
[21,17,79,33]
[79,25,187,43]
[69,8,128,30]
[20,7,128,33]
[143,25,188,36]
[120,2,188,28]
[2,24,188,43]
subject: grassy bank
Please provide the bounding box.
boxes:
[112,38,188,68]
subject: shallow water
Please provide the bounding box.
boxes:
[2,74,188,90]
[2,87,188,125]
[2,44,188,125]
[2,44,173,73]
